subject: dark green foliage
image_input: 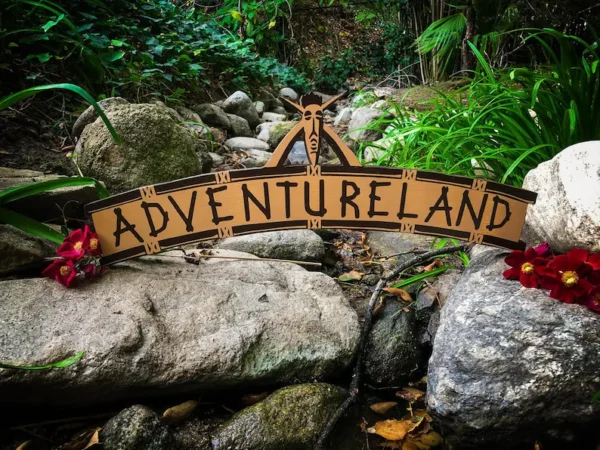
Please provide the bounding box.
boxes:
[0,0,311,99]
[366,30,600,187]
[313,22,415,91]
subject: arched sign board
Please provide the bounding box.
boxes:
[86,93,537,265]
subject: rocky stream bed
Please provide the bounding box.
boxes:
[1,87,600,449]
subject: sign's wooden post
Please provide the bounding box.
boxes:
[86,93,536,265]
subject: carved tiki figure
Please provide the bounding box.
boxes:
[265,92,361,168]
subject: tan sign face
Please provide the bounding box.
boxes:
[86,93,536,264]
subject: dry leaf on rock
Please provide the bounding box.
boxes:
[58,428,101,450]
[82,429,101,450]
[162,400,198,424]
[423,259,443,272]
[368,418,422,441]
[383,287,412,301]
[396,387,425,403]
[412,431,443,448]
[241,392,268,406]
[401,441,420,450]
[370,401,398,415]
[405,409,432,423]
[339,270,365,282]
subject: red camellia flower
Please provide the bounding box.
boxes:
[57,226,91,260]
[585,286,600,312]
[503,248,549,288]
[42,259,77,287]
[88,230,102,257]
[542,248,594,303]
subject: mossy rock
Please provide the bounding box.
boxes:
[267,121,297,148]
[393,80,469,112]
[211,383,348,450]
[76,103,203,193]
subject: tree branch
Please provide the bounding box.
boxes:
[315,244,470,450]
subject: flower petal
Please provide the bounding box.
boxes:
[520,273,539,288]
[505,251,525,268]
[588,254,600,271]
[503,267,520,280]
[567,248,589,269]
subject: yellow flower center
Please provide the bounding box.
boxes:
[59,265,71,277]
[521,262,534,275]
[74,241,83,251]
[90,238,98,250]
[561,271,579,288]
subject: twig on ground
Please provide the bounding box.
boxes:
[315,244,470,450]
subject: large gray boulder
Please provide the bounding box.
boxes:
[0,167,100,223]
[348,107,392,144]
[0,251,359,405]
[523,141,600,252]
[194,103,231,130]
[224,137,270,152]
[222,91,260,128]
[71,97,129,140]
[0,225,57,276]
[428,246,600,448]
[75,104,203,193]
[212,383,347,450]
[218,230,325,262]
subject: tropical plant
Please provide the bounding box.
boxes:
[0,0,311,99]
[0,83,113,242]
[364,29,600,187]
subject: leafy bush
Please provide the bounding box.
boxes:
[0,0,311,99]
[313,22,415,91]
[366,30,600,187]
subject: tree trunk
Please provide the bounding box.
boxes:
[461,4,476,72]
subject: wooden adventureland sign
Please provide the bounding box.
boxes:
[86,93,537,265]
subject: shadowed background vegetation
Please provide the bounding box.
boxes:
[2,0,600,188]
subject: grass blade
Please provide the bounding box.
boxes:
[0,83,120,145]
[0,352,83,370]
[0,207,65,243]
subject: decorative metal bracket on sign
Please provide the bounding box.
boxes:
[86,93,537,265]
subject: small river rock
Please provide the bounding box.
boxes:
[102,405,175,450]
[222,91,260,128]
[364,301,424,386]
[218,230,325,262]
[212,383,348,450]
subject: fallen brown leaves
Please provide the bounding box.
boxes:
[162,400,198,424]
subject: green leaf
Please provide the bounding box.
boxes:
[111,39,126,47]
[107,50,126,62]
[392,266,455,289]
[42,14,65,32]
[0,207,65,244]
[0,84,120,145]
[0,352,83,370]
[0,177,109,205]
